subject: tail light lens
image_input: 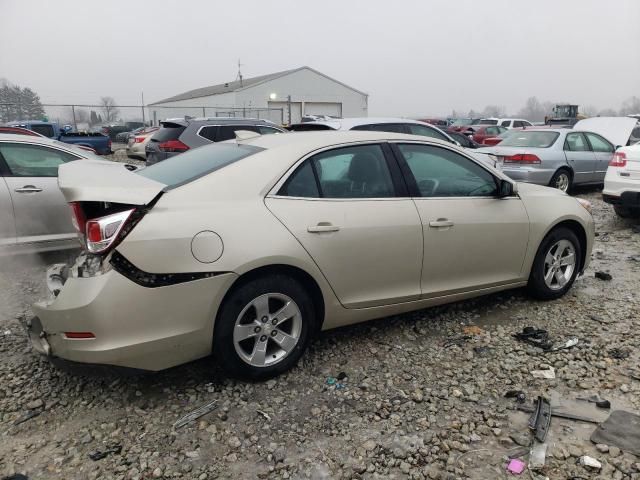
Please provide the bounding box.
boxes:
[134,136,145,143]
[609,151,627,167]
[70,202,87,234]
[158,139,189,152]
[85,209,135,254]
[503,153,541,164]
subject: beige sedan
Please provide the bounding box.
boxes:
[30,131,594,379]
[126,127,159,160]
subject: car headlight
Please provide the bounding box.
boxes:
[576,198,592,214]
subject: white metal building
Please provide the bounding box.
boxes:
[148,66,368,125]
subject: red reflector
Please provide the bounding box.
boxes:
[87,221,102,242]
[64,332,95,339]
[134,136,145,143]
[503,153,541,164]
[69,202,87,234]
[158,139,189,152]
[609,151,627,167]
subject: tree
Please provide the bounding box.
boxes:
[582,105,598,117]
[0,80,45,122]
[468,109,478,118]
[481,105,506,118]
[620,96,640,116]
[598,108,618,116]
[100,96,120,123]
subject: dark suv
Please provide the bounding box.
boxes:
[145,117,285,165]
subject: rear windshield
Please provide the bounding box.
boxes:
[136,143,263,188]
[288,124,335,131]
[152,123,186,142]
[451,119,472,126]
[477,119,498,125]
[499,131,559,148]
[30,124,55,137]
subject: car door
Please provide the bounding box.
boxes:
[0,176,16,248]
[391,142,529,297]
[584,132,614,182]
[265,143,423,308]
[563,132,597,184]
[0,142,79,245]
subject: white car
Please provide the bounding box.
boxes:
[603,142,640,217]
[126,127,159,160]
[498,118,534,129]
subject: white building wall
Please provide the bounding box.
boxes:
[149,92,237,123]
[236,68,368,121]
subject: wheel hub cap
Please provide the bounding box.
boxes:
[543,239,576,290]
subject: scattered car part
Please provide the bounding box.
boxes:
[443,335,473,348]
[518,405,600,424]
[505,390,526,404]
[551,338,578,351]
[529,442,548,470]
[577,395,611,409]
[527,396,551,442]
[88,444,122,461]
[579,455,602,469]
[595,271,612,281]
[173,400,218,429]
[513,327,553,351]
[590,410,640,455]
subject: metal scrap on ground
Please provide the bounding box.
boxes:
[173,400,218,429]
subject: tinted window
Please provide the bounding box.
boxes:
[216,125,259,142]
[501,120,511,127]
[584,133,613,153]
[398,144,497,197]
[153,123,186,142]
[500,131,559,148]
[198,126,218,141]
[513,121,524,128]
[0,143,78,177]
[137,143,263,188]
[486,126,500,135]
[257,126,282,135]
[29,125,55,138]
[406,124,449,141]
[564,133,590,152]
[478,119,498,125]
[279,161,319,198]
[352,123,406,134]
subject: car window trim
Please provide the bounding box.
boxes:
[0,141,81,177]
[271,141,409,200]
[389,141,506,199]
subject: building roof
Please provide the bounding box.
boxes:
[150,66,367,105]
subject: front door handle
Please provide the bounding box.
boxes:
[429,218,454,228]
[307,222,340,233]
[15,185,43,193]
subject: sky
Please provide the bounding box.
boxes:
[1,0,639,117]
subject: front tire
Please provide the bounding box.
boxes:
[527,227,581,300]
[213,274,316,380]
[549,169,572,193]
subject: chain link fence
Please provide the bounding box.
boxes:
[1,103,285,131]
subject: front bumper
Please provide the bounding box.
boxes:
[30,259,237,371]
[499,166,555,186]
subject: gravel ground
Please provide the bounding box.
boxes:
[1,187,639,480]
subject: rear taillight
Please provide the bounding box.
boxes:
[609,151,627,167]
[84,209,135,254]
[70,202,87,234]
[158,139,189,152]
[134,136,145,143]
[503,153,541,164]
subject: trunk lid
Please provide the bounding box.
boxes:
[574,117,638,147]
[58,159,166,205]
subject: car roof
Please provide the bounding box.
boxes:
[297,117,441,131]
[0,134,94,154]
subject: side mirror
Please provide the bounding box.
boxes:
[497,179,516,197]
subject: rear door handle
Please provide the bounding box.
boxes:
[15,185,43,193]
[307,223,340,233]
[429,218,454,228]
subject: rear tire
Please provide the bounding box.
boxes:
[527,227,581,300]
[613,205,640,218]
[213,274,316,380]
[549,169,572,193]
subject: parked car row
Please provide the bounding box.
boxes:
[4,121,112,155]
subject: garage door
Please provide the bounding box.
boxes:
[268,101,302,124]
[304,102,342,117]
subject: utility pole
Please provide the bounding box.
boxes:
[287,95,292,125]
[141,91,146,126]
[71,104,77,131]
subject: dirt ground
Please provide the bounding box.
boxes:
[0,188,639,480]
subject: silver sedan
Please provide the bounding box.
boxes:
[476,128,615,192]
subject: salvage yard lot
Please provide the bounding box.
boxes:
[1,190,639,480]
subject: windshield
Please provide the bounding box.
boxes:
[477,119,498,125]
[451,118,472,126]
[499,131,560,148]
[136,143,263,188]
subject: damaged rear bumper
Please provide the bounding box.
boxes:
[30,254,237,371]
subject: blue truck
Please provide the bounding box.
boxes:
[7,120,112,155]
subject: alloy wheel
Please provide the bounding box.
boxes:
[554,173,570,192]
[233,293,302,367]
[543,239,576,290]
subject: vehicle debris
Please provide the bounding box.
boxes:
[590,410,640,455]
[506,458,526,475]
[579,455,602,469]
[608,347,630,360]
[576,395,611,409]
[527,396,551,442]
[594,271,612,281]
[88,444,122,461]
[529,442,548,470]
[173,400,218,429]
[256,410,271,421]
[443,335,472,348]
[551,338,578,351]
[518,405,600,424]
[531,367,555,379]
[513,327,552,351]
[504,390,526,404]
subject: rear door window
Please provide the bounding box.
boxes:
[0,143,79,177]
[405,124,449,141]
[29,124,55,138]
[564,133,590,152]
[198,126,218,142]
[257,126,282,135]
[584,132,614,153]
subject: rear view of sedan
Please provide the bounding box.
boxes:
[30,131,594,379]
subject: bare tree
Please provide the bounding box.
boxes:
[598,108,618,116]
[582,105,598,117]
[100,96,120,123]
[620,96,640,116]
[481,105,506,118]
